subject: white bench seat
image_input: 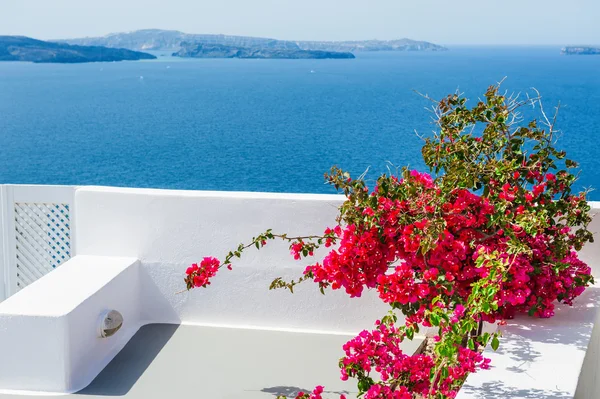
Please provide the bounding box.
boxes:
[0,255,141,394]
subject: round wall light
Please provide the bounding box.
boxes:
[98,310,124,338]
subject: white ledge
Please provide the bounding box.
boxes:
[0,255,138,317]
[77,185,345,201]
[457,287,600,399]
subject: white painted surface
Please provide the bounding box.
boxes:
[575,296,600,399]
[457,287,600,399]
[0,255,136,316]
[0,325,423,399]
[75,186,389,333]
[577,203,600,278]
[0,255,141,394]
[0,185,8,301]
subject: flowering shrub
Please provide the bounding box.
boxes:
[184,84,594,398]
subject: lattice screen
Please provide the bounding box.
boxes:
[13,203,71,291]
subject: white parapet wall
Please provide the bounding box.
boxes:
[73,186,389,333]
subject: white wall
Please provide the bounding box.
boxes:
[74,186,389,334]
[573,204,600,399]
[66,257,142,393]
[575,295,600,399]
[0,185,8,301]
[575,202,600,277]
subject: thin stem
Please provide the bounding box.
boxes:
[428,359,447,399]
[221,232,336,268]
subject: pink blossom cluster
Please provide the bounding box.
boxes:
[292,386,346,399]
[338,320,489,398]
[302,171,591,322]
[184,257,220,288]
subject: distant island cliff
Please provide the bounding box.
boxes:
[561,46,600,55]
[0,36,156,63]
[174,42,355,59]
[295,39,447,52]
[9,29,448,62]
[59,29,448,53]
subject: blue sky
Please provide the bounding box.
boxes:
[0,0,598,45]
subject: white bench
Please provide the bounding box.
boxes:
[457,286,600,399]
[0,255,141,394]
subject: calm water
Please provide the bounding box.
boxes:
[1,47,599,198]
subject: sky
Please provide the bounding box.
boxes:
[0,0,598,45]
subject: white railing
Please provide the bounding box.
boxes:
[0,185,76,300]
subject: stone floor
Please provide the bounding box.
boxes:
[0,323,423,399]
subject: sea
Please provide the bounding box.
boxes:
[1,47,599,198]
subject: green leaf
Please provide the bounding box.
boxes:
[482,332,490,345]
[357,377,375,393]
[565,159,578,168]
[440,366,449,380]
[491,336,500,351]
[468,338,475,350]
[357,379,370,393]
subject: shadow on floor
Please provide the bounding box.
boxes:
[261,386,350,398]
[461,380,570,399]
[77,324,179,396]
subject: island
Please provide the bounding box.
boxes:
[59,29,447,53]
[173,42,355,59]
[0,36,156,63]
[296,38,447,52]
[561,46,600,55]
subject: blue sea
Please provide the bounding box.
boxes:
[1,47,599,198]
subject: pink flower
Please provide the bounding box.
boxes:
[185,257,220,288]
[451,304,466,323]
[363,207,375,216]
[290,242,304,260]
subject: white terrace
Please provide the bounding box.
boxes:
[0,184,598,399]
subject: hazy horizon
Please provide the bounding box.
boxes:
[0,0,598,46]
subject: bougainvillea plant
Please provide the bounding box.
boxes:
[185,83,594,399]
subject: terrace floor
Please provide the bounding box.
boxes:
[0,324,424,399]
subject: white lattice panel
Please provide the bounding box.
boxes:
[13,203,71,291]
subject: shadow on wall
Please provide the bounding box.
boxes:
[77,324,179,396]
